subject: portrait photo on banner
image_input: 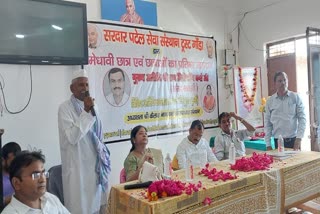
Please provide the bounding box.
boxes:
[101,0,157,26]
[201,84,216,113]
[87,23,102,49]
[103,67,131,107]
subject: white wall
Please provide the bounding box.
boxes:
[226,0,320,150]
[229,0,320,97]
[0,0,234,188]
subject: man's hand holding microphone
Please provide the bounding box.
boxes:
[83,91,96,116]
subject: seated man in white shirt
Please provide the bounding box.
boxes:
[176,120,218,169]
[2,150,70,214]
[214,112,255,161]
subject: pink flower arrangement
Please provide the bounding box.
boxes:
[255,131,265,138]
[147,179,203,201]
[230,152,273,171]
[202,197,212,206]
[198,163,237,181]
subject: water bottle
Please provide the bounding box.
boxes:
[185,159,194,182]
[278,135,284,154]
[198,150,207,168]
[164,153,172,179]
[229,142,236,164]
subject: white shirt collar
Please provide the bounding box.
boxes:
[9,193,48,214]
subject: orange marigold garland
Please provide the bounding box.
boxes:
[238,67,258,112]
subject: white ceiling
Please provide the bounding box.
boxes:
[183,0,285,15]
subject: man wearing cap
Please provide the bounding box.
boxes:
[58,69,111,214]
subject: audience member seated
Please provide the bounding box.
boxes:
[2,142,21,205]
[214,112,256,160]
[124,125,163,182]
[176,120,218,169]
[2,150,70,214]
[47,165,64,204]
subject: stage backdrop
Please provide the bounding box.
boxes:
[233,67,263,130]
[85,21,218,143]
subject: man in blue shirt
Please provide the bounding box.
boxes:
[214,112,255,160]
[264,71,306,150]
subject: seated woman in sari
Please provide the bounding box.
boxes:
[124,125,163,182]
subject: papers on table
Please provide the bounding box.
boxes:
[267,151,301,160]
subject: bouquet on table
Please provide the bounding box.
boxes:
[147,179,203,201]
[198,163,237,181]
[230,152,273,171]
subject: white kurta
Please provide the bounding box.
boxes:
[176,137,218,169]
[58,99,106,214]
[1,192,70,214]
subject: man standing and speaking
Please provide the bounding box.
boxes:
[106,67,129,107]
[58,69,111,214]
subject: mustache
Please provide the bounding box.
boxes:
[80,91,87,97]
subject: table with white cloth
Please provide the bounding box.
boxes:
[107,151,320,214]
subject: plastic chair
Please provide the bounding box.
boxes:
[120,168,126,183]
[171,154,179,171]
[210,136,215,148]
[47,165,64,204]
[210,136,216,153]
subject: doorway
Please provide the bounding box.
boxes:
[306,27,320,151]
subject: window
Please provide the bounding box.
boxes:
[267,41,295,57]
[309,34,320,45]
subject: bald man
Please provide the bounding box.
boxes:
[87,24,98,49]
[206,39,215,59]
[120,0,144,24]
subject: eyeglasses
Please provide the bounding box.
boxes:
[31,171,49,180]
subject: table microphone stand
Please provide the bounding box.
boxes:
[0,129,4,211]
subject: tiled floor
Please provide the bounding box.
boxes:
[297,199,320,214]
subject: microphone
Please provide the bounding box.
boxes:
[84,91,96,116]
[124,181,153,190]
